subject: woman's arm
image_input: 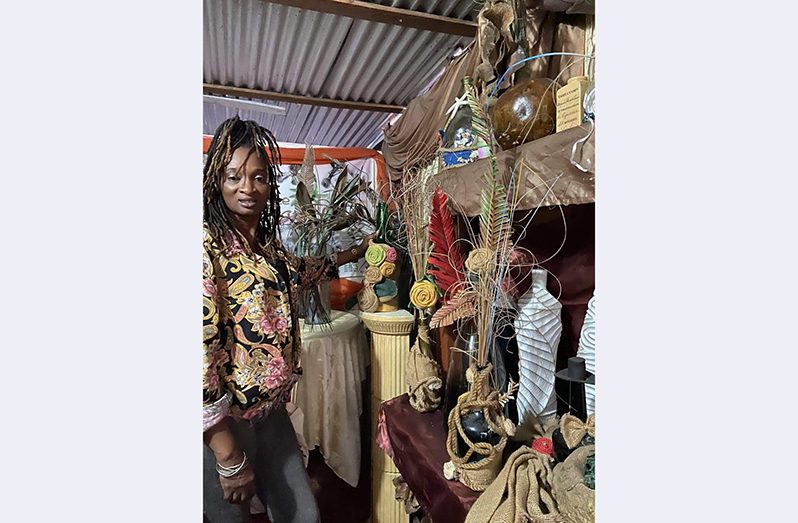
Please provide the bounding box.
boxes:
[285,236,372,288]
[333,236,370,267]
[203,244,254,504]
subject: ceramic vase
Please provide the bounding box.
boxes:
[575,293,596,416]
[515,269,563,423]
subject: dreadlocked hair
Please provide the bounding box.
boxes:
[203,116,283,253]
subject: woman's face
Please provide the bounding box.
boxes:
[221,146,271,219]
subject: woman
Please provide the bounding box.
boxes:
[203,116,369,522]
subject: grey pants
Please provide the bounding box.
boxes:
[203,405,320,523]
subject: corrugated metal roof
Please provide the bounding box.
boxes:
[203,0,477,146]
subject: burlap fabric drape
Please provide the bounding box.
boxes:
[406,324,443,412]
[465,446,562,523]
[551,445,595,523]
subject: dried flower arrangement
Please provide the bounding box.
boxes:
[285,145,377,324]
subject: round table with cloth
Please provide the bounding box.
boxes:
[293,310,369,487]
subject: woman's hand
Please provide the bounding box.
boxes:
[204,419,255,504]
[335,233,377,267]
[218,460,256,504]
[359,233,377,251]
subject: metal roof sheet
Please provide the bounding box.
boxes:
[203,0,476,146]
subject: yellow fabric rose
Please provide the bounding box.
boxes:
[380,261,397,279]
[410,280,439,309]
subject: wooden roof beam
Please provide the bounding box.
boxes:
[263,0,477,37]
[203,83,406,114]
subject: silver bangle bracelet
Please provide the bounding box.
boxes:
[216,452,248,478]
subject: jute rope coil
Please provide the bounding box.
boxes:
[446,363,508,491]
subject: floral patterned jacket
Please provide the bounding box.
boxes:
[202,225,336,430]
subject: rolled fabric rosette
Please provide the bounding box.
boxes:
[379,261,397,279]
[374,279,399,312]
[357,285,380,313]
[364,266,383,284]
[410,280,439,309]
[365,244,387,267]
[465,247,494,274]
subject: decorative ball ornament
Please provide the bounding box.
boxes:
[490,78,557,150]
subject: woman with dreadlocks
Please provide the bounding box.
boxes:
[202,116,370,522]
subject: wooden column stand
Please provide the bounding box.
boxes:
[361,310,414,523]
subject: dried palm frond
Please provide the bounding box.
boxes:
[298,143,317,192]
[294,181,316,218]
[330,165,351,201]
[430,289,478,329]
[428,187,466,299]
[463,76,492,146]
[479,159,510,253]
[287,154,381,259]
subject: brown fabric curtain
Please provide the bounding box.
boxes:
[435,124,594,216]
[382,7,588,183]
[381,47,480,183]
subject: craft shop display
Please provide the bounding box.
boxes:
[372,0,597,517]
[392,162,443,413]
[439,111,521,489]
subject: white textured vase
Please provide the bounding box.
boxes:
[515,269,563,422]
[576,293,596,416]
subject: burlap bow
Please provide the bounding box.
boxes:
[560,413,595,449]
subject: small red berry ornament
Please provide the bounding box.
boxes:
[532,437,553,457]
